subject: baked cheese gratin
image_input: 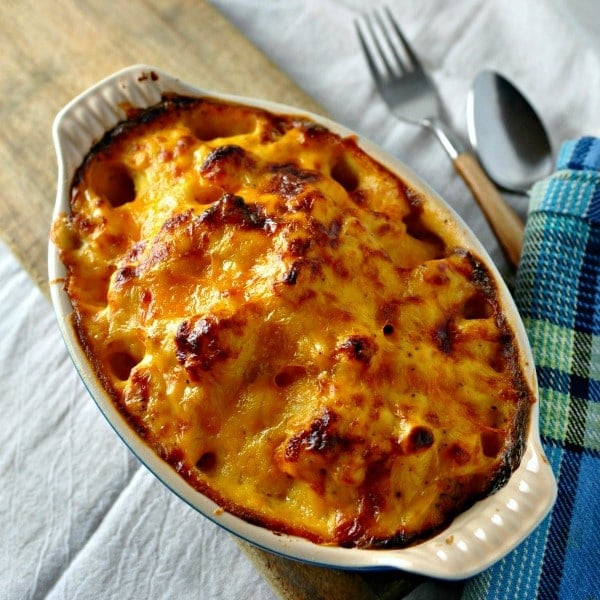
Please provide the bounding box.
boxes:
[52,95,532,548]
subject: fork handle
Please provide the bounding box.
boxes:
[453,151,524,268]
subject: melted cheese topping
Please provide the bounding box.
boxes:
[52,96,532,547]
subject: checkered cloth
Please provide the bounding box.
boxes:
[463,138,600,599]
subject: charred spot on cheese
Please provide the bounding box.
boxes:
[53,95,534,550]
[199,193,268,230]
[281,257,322,285]
[433,316,457,354]
[286,236,312,258]
[265,163,322,201]
[114,264,139,287]
[310,217,342,249]
[284,409,344,461]
[282,261,301,285]
[405,426,435,453]
[446,443,472,465]
[200,144,255,189]
[175,314,242,380]
[337,335,378,364]
[294,119,329,140]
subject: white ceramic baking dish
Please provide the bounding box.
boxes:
[48,65,556,579]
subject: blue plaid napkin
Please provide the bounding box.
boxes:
[462,138,600,600]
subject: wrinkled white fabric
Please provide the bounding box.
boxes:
[0,244,274,600]
[1,1,599,598]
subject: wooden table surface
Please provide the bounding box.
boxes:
[0,1,442,597]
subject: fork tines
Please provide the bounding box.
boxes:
[355,7,422,81]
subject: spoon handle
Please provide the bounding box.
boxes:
[453,151,524,268]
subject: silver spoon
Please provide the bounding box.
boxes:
[467,70,553,193]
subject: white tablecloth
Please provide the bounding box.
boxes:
[2,1,599,598]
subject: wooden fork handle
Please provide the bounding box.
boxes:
[453,151,524,269]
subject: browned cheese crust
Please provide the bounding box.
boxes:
[52,95,533,548]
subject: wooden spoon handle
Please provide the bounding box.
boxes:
[453,151,524,269]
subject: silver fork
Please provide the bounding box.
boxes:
[356,8,523,268]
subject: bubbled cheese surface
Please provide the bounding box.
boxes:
[52,96,532,548]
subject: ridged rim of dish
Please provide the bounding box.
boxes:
[48,64,556,579]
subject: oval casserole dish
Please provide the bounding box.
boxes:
[49,65,556,579]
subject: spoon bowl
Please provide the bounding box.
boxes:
[467,71,553,193]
